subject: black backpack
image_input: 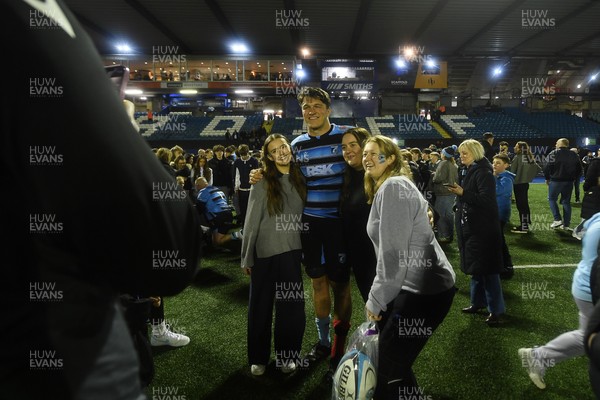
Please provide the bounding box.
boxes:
[119,295,155,388]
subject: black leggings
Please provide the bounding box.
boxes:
[513,183,530,229]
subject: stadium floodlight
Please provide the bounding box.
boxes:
[301,48,310,57]
[296,69,306,79]
[230,42,249,53]
[492,67,502,77]
[591,73,598,81]
[115,43,132,53]
[124,89,142,95]
[426,59,436,68]
[235,89,253,94]
[577,84,582,89]
[395,58,407,69]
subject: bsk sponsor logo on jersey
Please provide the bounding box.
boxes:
[306,164,335,176]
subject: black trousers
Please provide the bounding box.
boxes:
[500,222,513,268]
[513,183,531,229]
[247,249,306,365]
[375,287,456,400]
[238,189,251,225]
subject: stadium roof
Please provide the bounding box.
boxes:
[64,0,600,97]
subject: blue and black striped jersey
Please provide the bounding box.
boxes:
[197,186,233,219]
[291,124,353,218]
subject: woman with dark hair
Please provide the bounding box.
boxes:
[340,127,376,303]
[363,135,456,400]
[193,156,213,186]
[510,141,541,233]
[241,134,307,376]
[447,139,506,325]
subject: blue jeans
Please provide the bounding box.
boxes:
[470,274,505,315]
[434,195,455,239]
[548,180,573,227]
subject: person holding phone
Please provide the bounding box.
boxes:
[447,139,506,325]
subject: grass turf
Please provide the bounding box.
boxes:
[147,183,595,400]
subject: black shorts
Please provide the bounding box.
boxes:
[209,211,235,234]
[301,214,349,283]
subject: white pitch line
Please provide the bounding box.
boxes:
[514,264,577,269]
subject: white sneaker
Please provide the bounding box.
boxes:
[550,220,563,229]
[518,348,546,389]
[231,229,243,240]
[251,364,266,376]
[150,326,190,347]
[280,361,296,374]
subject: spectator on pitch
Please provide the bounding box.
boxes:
[195,177,242,246]
[574,155,600,240]
[481,132,495,162]
[340,127,376,303]
[510,141,542,234]
[241,134,307,376]
[519,212,600,389]
[208,145,233,200]
[233,144,259,226]
[363,135,456,400]
[586,234,600,398]
[250,87,353,378]
[447,139,506,325]
[410,148,432,197]
[571,148,584,203]
[492,153,515,280]
[193,155,213,187]
[431,145,458,243]
[3,2,201,398]
[156,147,176,177]
[170,145,184,167]
[429,151,441,172]
[544,138,582,231]
[498,141,513,160]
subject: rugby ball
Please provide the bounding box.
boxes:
[332,349,377,400]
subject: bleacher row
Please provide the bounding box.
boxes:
[134,109,600,141]
[440,107,600,139]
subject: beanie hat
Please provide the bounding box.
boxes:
[442,145,457,159]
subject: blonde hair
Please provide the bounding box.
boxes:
[458,139,485,162]
[363,135,412,204]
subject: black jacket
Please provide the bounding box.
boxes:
[584,158,600,191]
[455,158,504,275]
[544,147,582,182]
[3,1,201,397]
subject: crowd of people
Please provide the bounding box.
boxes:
[144,89,600,399]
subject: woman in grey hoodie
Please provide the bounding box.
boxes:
[363,135,456,400]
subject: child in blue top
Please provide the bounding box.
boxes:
[493,153,516,279]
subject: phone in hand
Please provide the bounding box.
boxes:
[104,65,130,100]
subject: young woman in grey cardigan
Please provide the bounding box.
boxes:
[510,141,542,233]
[241,134,307,376]
[363,135,456,400]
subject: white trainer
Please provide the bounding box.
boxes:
[150,324,190,347]
[251,364,266,376]
[281,361,296,374]
[518,348,546,389]
[550,220,563,229]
